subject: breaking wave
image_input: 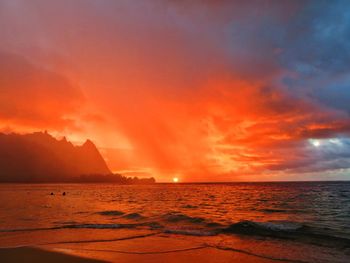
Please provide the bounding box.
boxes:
[223,220,304,234]
[1,210,349,249]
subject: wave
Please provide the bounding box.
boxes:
[224,220,304,234]
[2,211,349,249]
[42,232,159,245]
[222,220,350,248]
[260,208,305,214]
[96,210,125,216]
[63,223,125,229]
[62,221,163,230]
[164,228,218,236]
[0,226,61,233]
[97,210,206,224]
[260,208,287,213]
[181,205,198,209]
[97,210,145,220]
[0,222,159,232]
[161,212,206,224]
[122,213,144,220]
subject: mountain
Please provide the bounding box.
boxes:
[0,132,111,182]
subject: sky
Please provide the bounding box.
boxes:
[0,0,350,182]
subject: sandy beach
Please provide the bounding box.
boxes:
[3,228,347,263]
[0,227,296,263]
[0,227,283,262]
[0,236,281,263]
[0,246,277,263]
[0,247,105,263]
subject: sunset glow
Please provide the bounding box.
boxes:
[0,1,350,182]
[1,2,350,263]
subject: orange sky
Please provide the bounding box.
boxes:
[1,1,350,182]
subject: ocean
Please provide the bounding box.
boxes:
[0,182,349,262]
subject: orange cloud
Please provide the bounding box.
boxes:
[0,52,84,132]
[1,1,350,181]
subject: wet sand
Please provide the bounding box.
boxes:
[0,229,282,263]
[1,228,349,262]
[0,247,106,263]
[0,241,278,263]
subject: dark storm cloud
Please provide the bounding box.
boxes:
[278,0,350,112]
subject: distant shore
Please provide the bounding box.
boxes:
[0,173,156,184]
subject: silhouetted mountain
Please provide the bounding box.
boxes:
[0,132,111,182]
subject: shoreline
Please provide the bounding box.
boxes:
[0,247,106,263]
[1,228,349,262]
[0,244,282,263]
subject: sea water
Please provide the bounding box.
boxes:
[0,182,349,262]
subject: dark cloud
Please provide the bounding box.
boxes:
[276,0,350,114]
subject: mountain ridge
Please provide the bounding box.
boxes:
[0,132,112,182]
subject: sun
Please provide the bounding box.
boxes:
[310,139,321,147]
[172,177,179,183]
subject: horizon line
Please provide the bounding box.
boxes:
[0,179,349,185]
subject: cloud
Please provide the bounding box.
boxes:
[0,0,350,180]
[0,52,84,131]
